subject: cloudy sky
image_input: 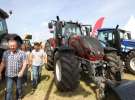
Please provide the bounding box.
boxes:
[0,0,135,41]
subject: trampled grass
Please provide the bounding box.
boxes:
[0,67,135,100]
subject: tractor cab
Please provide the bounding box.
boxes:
[97,28,131,51]
[62,22,82,37]
[0,8,8,41]
[48,16,83,47]
[49,20,83,36]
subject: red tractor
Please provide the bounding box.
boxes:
[45,16,123,99]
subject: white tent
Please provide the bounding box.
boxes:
[124,16,135,39]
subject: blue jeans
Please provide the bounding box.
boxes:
[32,66,41,88]
[6,77,22,100]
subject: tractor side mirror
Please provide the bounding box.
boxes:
[85,26,92,36]
[48,22,53,29]
[85,27,90,36]
[89,26,92,32]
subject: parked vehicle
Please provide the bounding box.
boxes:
[45,16,123,99]
[97,25,135,74]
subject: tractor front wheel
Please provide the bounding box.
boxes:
[126,51,135,74]
[106,53,123,82]
[54,52,80,91]
[97,53,123,100]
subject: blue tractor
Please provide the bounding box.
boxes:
[97,25,135,74]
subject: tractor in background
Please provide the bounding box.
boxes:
[97,25,135,74]
[45,16,123,99]
[22,34,32,51]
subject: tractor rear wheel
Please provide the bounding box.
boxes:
[97,53,123,100]
[126,51,135,74]
[54,52,80,91]
[106,53,123,82]
[45,40,54,71]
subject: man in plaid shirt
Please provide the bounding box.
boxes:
[0,39,27,100]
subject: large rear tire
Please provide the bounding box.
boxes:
[106,53,123,82]
[45,40,54,71]
[54,52,80,91]
[125,51,135,74]
[97,53,123,100]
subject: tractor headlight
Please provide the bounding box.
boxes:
[103,63,107,68]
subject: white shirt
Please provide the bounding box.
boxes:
[31,49,45,66]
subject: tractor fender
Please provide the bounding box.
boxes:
[104,47,118,53]
[127,49,135,55]
[54,46,74,55]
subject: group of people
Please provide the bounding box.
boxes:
[0,38,46,100]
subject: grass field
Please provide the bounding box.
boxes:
[0,67,135,100]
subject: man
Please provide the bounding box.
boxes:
[0,39,27,100]
[30,42,45,89]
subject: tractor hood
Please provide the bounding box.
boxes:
[69,36,104,61]
[121,39,135,48]
[80,36,104,61]
[81,36,104,54]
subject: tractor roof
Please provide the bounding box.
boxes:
[0,8,9,19]
[98,28,130,33]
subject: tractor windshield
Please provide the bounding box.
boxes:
[97,30,114,47]
[119,30,131,40]
[62,23,82,37]
[0,18,7,35]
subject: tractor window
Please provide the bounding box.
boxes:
[108,32,113,40]
[0,21,4,32]
[98,30,115,47]
[97,31,106,47]
[119,31,131,40]
[63,23,82,37]
[0,19,7,34]
[98,31,106,42]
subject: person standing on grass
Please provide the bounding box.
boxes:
[29,42,45,89]
[0,39,27,100]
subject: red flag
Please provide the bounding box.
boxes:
[91,17,105,37]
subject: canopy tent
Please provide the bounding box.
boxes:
[123,16,135,39]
